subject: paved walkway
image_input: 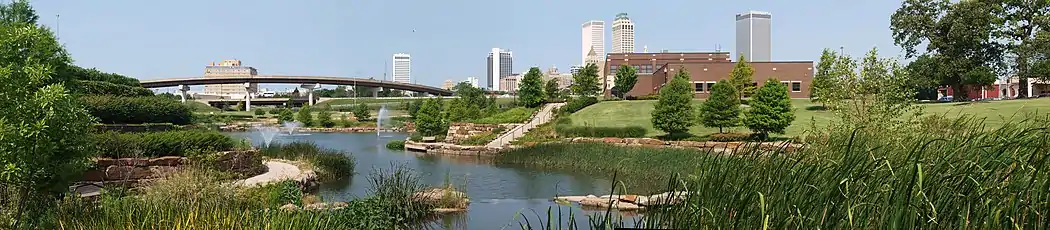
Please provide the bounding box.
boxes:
[486,103,565,148]
[238,161,303,187]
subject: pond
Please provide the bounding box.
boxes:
[228,132,638,229]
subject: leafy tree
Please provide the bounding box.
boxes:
[833,48,918,127]
[651,67,696,136]
[415,98,447,136]
[891,0,1004,100]
[745,79,795,140]
[0,18,93,227]
[352,103,371,121]
[571,63,601,97]
[407,100,423,119]
[810,49,839,108]
[518,67,545,108]
[0,0,38,26]
[278,109,294,123]
[545,78,561,101]
[612,64,638,99]
[698,80,740,133]
[995,0,1050,97]
[729,56,755,99]
[317,108,335,128]
[297,105,314,126]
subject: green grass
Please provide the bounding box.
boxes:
[473,107,537,124]
[568,98,1050,137]
[507,115,1050,229]
[259,142,355,181]
[185,101,221,112]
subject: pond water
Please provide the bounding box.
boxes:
[228,132,638,229]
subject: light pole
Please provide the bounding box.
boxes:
[55,14,60,39]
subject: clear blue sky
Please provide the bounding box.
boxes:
[30,0,906,87]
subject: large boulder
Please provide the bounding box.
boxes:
[643,191,690,206]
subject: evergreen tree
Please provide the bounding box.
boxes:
[651,67,696,136]
[317,108,335,128]
[744,79,795,140]
[297,105,314,126]
[698,80,740,133]
[571,63,601,97]
[729,55,755,99]
[352,103,371,120]
[545,78,561,101]
[415,98,447,136]
[518,67,546,108]
[278,108,294,123]
[612,64,638,99]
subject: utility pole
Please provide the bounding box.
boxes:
[56,14,60,39]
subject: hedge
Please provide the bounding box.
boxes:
[560,96,598,114]
[93,123,178,133]
[553,117,647,138]
[69,80,153,97]
[91,130,237,158]
[82,95,194,125]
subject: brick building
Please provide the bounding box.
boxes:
[603,52,731,91]
[602,52,813,98]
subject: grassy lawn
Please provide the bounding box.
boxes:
[569,98,1050,137]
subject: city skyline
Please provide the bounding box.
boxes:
[28,0,908,87]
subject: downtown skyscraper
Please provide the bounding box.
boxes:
[611,13,635,54]
[487,48,513,90]
[581,20,605,65]
[735,11,772,62]
[392,53,411,84]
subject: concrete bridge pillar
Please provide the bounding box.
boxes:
[300,83,320,106]
[177,85,189,103]
[243,82,253,111]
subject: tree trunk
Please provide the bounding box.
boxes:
[952,83,968,101]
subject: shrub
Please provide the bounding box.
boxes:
[91,130,236,158]
[268,108,281,115]
[473,107,536,124]
[68,80,153,97]
[554,121,647,138]
[560,96,598,113]
[253,109,266,116]
[92,123,177,133]
[635,94,659,100]
[82,95,194,125]
[456,132,497,146]
[259,142,354,181]
[744,79,795,140]
[297,105,314,126]
[385,140,406,150]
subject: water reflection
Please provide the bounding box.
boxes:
[227,132,637,229]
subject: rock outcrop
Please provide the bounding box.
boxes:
[413,187,470,212]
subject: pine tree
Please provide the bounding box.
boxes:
[317,108,335,128]
[278,108,294,123]
[651,67,696,136]
[518,67,546,108]
[352,103,371,120]
[744,78,795,140]
[297,105,314,126]
[612,64,638,99]
[698,80,741,133]
[729,55,755,99]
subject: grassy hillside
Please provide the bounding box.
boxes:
[568,98,1050,137]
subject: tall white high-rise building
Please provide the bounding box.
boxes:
[611,13,635,54]
[392,53,411,83]
[464,77,479,88]
[487,48,513,90]
[581,20,605,65]
[735,11,772,62]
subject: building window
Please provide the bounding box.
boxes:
[791,82,802,92]
[706,82,716,92]
[780,81,790,88]
[694,83,704,93]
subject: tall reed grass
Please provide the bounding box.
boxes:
[510,115,1050,229]
[259,142,355,181]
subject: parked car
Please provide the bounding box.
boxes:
[937,96,954,102]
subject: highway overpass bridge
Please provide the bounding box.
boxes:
[142,75,453,110]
